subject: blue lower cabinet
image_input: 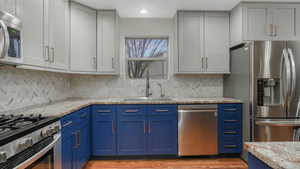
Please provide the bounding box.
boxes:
[117,105,147,155]
[147,105,178,155]
[61,106,91,169]
[62,134,74,169]
[248,153,272,169]
[92,105,117,156]
[218,103,243,154]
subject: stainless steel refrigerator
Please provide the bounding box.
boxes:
[224,41,300,158]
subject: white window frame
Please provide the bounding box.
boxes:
[125,36,170,79]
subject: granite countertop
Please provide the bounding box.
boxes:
[245,142,300,169]
[14,97,242,117]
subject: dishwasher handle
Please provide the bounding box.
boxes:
[178,109,217,113]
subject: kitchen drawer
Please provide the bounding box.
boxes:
[221,119,241,129]
[219,135,242,154]
[118,105,146,117]
[221,129,242,137]
[219,104,242,119]
[148,105,177,116]
[93,105,115,119]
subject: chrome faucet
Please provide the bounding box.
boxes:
[156,82,165,98]
[145,69,152,97]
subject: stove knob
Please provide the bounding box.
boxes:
[53,125,60,133]
[0,152,7,163]
[41,129,49,138]
[25,138,33,147]
[18,138,33,150]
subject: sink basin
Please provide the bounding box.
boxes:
[123,97,173,102]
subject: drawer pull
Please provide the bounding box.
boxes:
[224,120,238,123]
[224,131,237,135]
[125,109,139,113]
[62,121,72,128]
[80,114,87,119]
[97,110,111,113]
[155,109,169,112]
[224,145,237,148]
[224,108,237,111]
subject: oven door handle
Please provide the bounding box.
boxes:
[14,134,61,169]
[0,20,10,59]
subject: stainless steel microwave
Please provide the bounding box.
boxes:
[0,11,22,65]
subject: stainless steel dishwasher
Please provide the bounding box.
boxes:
[178,105,218,156]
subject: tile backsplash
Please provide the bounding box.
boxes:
[0,66,71,113]
[71,75,223,99]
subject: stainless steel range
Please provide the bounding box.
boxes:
[0,114,61,169]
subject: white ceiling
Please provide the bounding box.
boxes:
[73,0,300,18]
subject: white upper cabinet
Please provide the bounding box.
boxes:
[230,2,300,46]
[204,12,230,73]
[22,0,68,69]
[243,4,273,40]
[48,0,68,70]
[22,0,46,67]
[70,2,97,72]
[272,4,299,40]
[97,10,119,74]
[176,11,230,74]
[178,12,204,73]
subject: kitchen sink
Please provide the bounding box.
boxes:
[123,97,173,102]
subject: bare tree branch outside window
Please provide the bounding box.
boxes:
[126,38,168,79]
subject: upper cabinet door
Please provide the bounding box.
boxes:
[70,2,97,72]
[204,12,230,73]
[48,0,67,70]
[97,11,118,73]
[22,0,47,67]
[178,12,204,72]
[244,4,273,40]
[0,0,16,15]
[272,5,299,40]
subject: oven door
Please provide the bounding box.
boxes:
[14,133,61,169]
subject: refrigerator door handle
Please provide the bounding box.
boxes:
[287,48,296,100]
[281,49,292,114]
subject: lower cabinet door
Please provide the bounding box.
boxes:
[147,116,178,155]
[248,153,272,169]
[92,105,117,156]
[62,136,74,169]
[117,105,146,156]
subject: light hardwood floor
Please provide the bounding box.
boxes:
[84,158,248,169]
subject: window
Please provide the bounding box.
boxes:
[125,38,169,79]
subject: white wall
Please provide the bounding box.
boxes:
[71,18,223,98]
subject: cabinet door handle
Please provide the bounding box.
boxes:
[51,47,55,63]
[224,108,237,111]
[80,114,87,119]
[44,46,50,62]
[224,131,237,135]
[144,121,146,134]
[273,24,277,37]
[269,24,274,37]
[112,57,114,69]
[148,122,151,134]
[224,120,238,123]
[62,121,72,128]
[155,109,169,112]
[97,110,111,113]
[224,145,237,148]
[112,121,115,134]
[125,109,139,113]
[201,57,204,70]
[206,57,208,70]
[93,56,97,70]
[78,131,81,147]
[72,132,79,148]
